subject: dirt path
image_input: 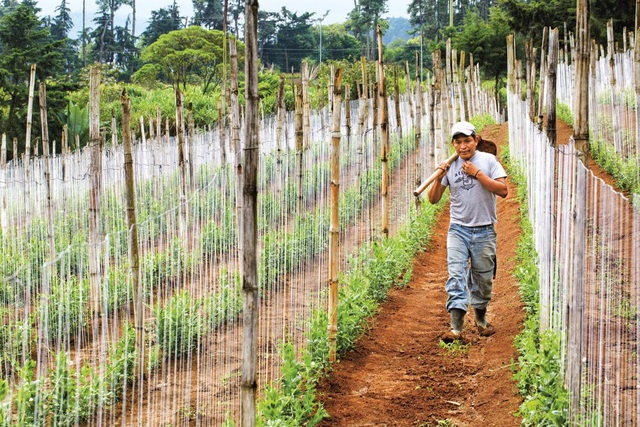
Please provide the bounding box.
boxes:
[317,122,526,426]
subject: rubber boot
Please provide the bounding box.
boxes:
[450,308,466,334]
[474,307,496,336]
[440,308,466,343]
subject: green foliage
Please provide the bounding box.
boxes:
[0,313,34,377]
[555,102,574,127]
[438,339,470,356]
[257,342,328,426]
[64,101,90,149]
[40,276,89,343]
[203,268,243,330]
[137,26,244,94]
[155,290,205,357]
[105,323,138,401]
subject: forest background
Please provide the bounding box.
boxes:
[0,0,634,160]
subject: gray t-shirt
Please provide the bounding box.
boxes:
[441,151,507,226]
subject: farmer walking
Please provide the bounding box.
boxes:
[427,121,508,342]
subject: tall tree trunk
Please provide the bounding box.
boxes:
[132,0,136,38]
[82,0,86,66]
[241,0,260,425]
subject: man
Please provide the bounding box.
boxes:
[428,121,508,342]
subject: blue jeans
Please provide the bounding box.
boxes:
[445,223,497,313]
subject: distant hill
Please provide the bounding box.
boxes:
[383,16,413,44]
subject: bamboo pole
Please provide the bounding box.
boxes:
[357,57,368,180]
[295,81,304,213]
[112,108,118,146]
[230,38,243,276]
[405,60,415,123]
[452,49,461,122]
[394,69,402,140]
[24,64,36,235]
[459,51,469,121]
[328,68,343,363]
[378,25,390,239]
[276,74,285,173]
[175,88,189,238]
[156,107,162,144]
[567,0,589,419]
[345,83,352,143]
[38,83,55,262]
[432,50,443,162]
[88,66,103,317]
[538,27,549,128]
[241,0,259,423]
[546,29,559,147]
[1,134,6,234]
[414,51,423,201]
[139,115,146,145]
[188,102,197,178]
[120,89,144,370]
[302,60,311,149]
[525,40,537,122]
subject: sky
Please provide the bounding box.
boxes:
[38,0,412,36]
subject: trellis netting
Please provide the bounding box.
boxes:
[509,42,640,425]
[0,71,499,425]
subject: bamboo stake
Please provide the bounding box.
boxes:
[394,69,402,140]
[88,66,103,317]
[175,88,189,238]
[275,74,285,174]
[188,102,196,178]
[432,50,443,162]
[405,60,415,122]
[546,29,559,147]
[378,25,390,239]
[120,89,144,371]
[295,81,304,213]
[24,64,36,235]
[111,108,117,146]
[156,107,161,144]
[139,115,146,145]
[1,134,7,234]
[357,57,368,179]
[452,49,461,122]
[148,115,154,140]
[345,83,351,144]
[328,68,343,363]
[459,51,469,121]
[39,83,55,262]
[538,27,549,128]
[567,0,590,418]
[61,125,68,212]
[302,60,311,149]
[525,40,537,122]
[230,38,243,276]
[241,0,259,423]
[414,51,423,199]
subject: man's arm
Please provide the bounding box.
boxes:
[428,164,449,204]
[476,173,508,198]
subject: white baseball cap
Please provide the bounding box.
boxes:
[451,121,476,138]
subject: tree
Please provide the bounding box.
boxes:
[89,0,132,63]
[270,7,315,72]
[453,8,513,90]
[49,0,80,76]
[135,26,243,94]
[192,0,224,29]
[0,4,64,155]
[314,23,360,63]
[347,0,388,59]
[140,3,183,47]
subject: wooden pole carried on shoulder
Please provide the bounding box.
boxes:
[413,152,459,197]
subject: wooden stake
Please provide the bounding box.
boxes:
[230,38,243,276]
[1,134,7,234]
[175,88,189,237]
[328,68,343,363]
[39,83,55,262]
[88,66,103,316]
[241,0,260,423]
[546,29,559,147]
[24,64,36,234]
[378,25,390,239]
[120,89,144,368]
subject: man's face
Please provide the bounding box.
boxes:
[452,134,478,160]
